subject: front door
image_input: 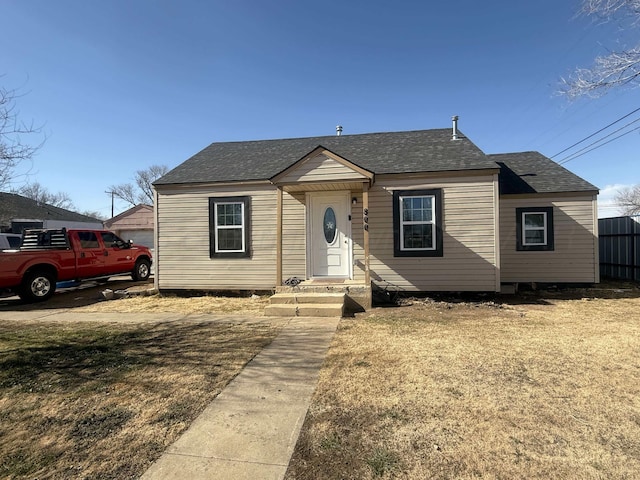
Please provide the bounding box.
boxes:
[309,192,351,278]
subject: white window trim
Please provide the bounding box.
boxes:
[399,194,436,251]
[522,211,547,246]
[214,201,245,253]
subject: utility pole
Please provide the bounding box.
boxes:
[105,191,114,218]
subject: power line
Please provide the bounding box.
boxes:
[551,106,640,158]
[558,124,640,165]
[556,115,640,163]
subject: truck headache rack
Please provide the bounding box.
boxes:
[20,228,71,250]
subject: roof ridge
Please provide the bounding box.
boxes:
[488,151,541,156]
[207,128,454,145]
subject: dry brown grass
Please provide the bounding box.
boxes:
[75,292,271,314]
[286,291,640,479]
[0,318,280,479]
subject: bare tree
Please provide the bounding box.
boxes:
[0,84,44,189]
[16,181,74,209]
[135,164,168,204]
[562,0,640,98]
[80,210,106,221]
[109,164,168,207]
[615,184,640,215]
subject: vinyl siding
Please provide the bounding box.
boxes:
[500,195,598,283]
[368,175,499,291]
[276,154,369,183]
[281,191,306,279]
[156,184,277,290]
[351,193,366,282]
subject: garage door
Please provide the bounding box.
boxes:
[120,230,154,249]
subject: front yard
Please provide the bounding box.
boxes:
[285,287,640,479]
[1,284,639,479]
[0,317,280,479]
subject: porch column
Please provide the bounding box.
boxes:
[276,187,283,287]
[363,183,370,287]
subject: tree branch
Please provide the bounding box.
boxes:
[0,83,44,189]
[614,184,640,215]
[560,0,640,98]
[561,46,640,98]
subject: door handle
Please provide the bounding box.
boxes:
[103,250,109,257]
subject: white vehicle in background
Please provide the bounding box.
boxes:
[0,233,21,250]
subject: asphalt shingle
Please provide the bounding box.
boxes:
[154,129,495,185]
[0,192,101,230]
[490,152,599,194]
[154,130,598,196]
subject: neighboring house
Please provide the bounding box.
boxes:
[153,122,599,309]
[103,204,154,249]
[0,192,103,234]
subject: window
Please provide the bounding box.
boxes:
[7,235,21,248]
[323,207,337,244]
[100,231,127,249]
[209,196,250,258]
[516,206,554,251]
[393,189,443,257]
[77,231,100,249]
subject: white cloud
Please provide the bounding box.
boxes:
[597,184,632,218]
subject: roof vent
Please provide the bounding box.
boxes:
[452,115,459,140]
[336,125,343,136]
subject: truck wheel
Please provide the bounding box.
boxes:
[132,259,151,281]
[19,270,57,302]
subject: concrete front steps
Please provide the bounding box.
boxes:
[264,292,345,318]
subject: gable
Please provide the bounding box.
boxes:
[271,148,373,186]
[104,204,154,229]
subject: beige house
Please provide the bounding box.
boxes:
[153,123,599,309]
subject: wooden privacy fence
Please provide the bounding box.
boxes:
[598,216,640,282]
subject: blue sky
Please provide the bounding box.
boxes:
[3,0,638,218]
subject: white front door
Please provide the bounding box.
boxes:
[308,192,351,278]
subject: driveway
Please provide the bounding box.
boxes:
[0,276,154,311]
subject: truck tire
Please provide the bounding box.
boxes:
[132,258,151,281]
[19,270,57,302]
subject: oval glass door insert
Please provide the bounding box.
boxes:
[323,207,337,244]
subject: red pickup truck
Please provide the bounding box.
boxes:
[0,228,153,302]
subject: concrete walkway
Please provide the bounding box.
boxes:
[140,315,340,480]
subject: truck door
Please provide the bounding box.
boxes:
[73,231,105,278]
[99,231,136,275]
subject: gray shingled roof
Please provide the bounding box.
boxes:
[154,129,496,185]
[0,192,101,229]
[489,152,599,194]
